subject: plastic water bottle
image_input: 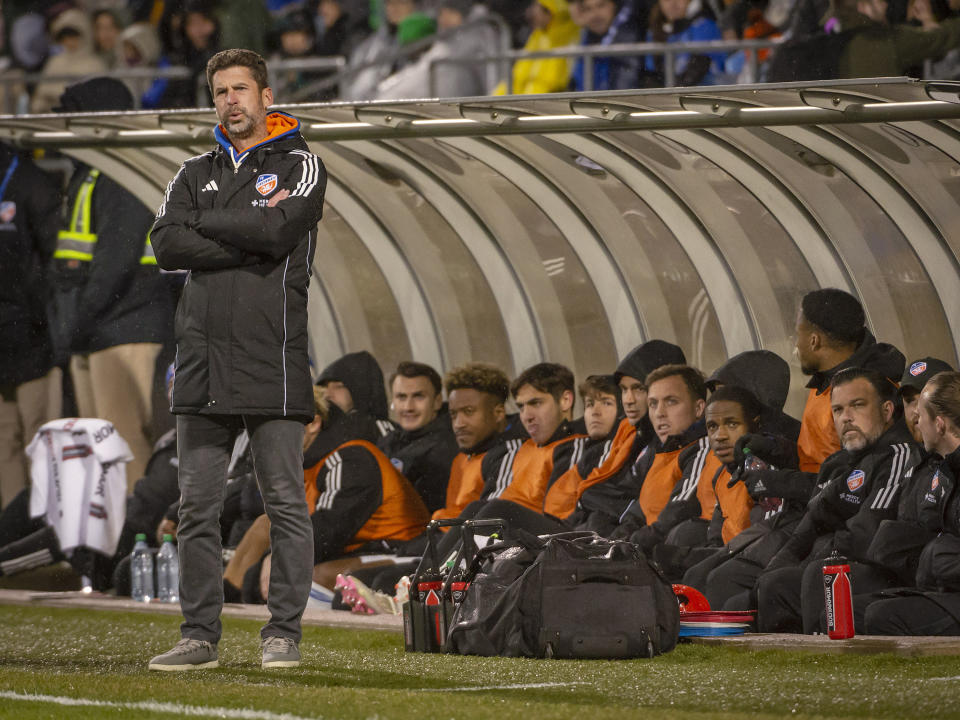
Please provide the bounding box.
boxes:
[743,447,782,515]
[742,447,773,472]
[157,534,179,603]
[130,533,154,603]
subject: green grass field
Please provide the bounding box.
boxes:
[1,605,959,720]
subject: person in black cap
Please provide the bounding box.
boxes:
[50,77,173,492]
[899,357,954,444]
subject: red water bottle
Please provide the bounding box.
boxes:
[822,552,854,639]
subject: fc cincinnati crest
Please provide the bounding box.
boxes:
[932,471,940,491]
[255,173,278,196]
[846,469,865,492]
[910,361,928,376]
[0,201,16,223]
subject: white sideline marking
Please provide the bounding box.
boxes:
[421,681,587,692]
[928,676,960,681]
[0,691,324,720]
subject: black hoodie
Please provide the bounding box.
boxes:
[316,351,395,441]
[706,350,802,441]
[615,339,687,449]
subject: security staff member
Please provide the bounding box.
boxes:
[51,78,173,489]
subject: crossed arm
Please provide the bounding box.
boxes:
[150,155,325,270]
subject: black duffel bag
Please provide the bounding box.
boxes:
[446,530,679,659]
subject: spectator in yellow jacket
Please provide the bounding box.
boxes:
[495,0,580,94]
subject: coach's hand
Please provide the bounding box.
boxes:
[267,188,290,207]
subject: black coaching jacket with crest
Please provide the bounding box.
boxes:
[150,111,326,422]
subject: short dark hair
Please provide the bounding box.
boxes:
[830,367,896,406]
[706,385,762,431]
[390,361,442,395]
[510,362,575,402]
[645,364,707,402]
[579,374,619,401]
[801,289,865,347]
[206,48,269,93]
[444,363,510,403]
[921,371,960,431]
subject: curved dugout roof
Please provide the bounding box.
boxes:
[9,77,960,414]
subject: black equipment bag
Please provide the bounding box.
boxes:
[446,530,680,659]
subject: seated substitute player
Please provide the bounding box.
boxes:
[377,361,459,514]
[705,350,801,441]
[239,387,430,604]
[464,373,628,540]
[864,370,960,636]
[597,364,711,541]
[432,362,585,556]
[675,385,798,587]
[314,350,395,454]
[793,288,904,473]
[755,367,921,634]
[570,340,688,529]
[544,374,632,522]
[336,362,513,606]
[432,363,511,523]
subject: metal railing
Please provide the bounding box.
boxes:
[0,36,787,115]
[430,38,786,95]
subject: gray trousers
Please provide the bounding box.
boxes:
[176,413,313,644]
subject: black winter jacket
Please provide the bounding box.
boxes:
[376,410,459,513]
[769,420,920,568]
[0,146,60,386]
[150,112,326,422]
[52,165,172,358]
[917,445,960,590]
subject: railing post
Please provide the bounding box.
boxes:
[584,54,594,91]
[747,49,758,84]
[664,49,676,87]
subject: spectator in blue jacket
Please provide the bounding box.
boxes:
[645,0,727,85]
[571,0,643,90]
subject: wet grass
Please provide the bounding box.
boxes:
[0,605,959,719]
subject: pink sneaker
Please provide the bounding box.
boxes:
[334,574,399,615]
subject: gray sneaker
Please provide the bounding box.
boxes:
[261,636,300,669]
[148,638,218,671]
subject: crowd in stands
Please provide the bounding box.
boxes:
[5,0,960,113]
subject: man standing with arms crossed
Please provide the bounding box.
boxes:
[147,49,326,671]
